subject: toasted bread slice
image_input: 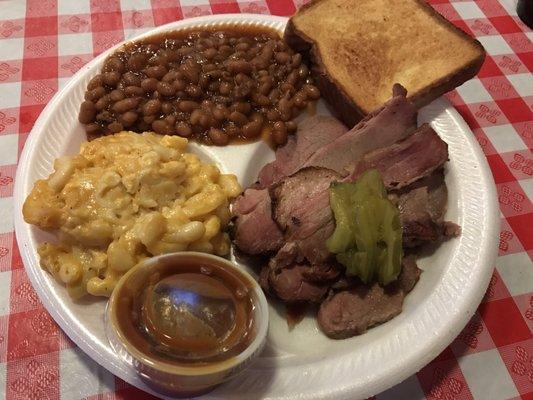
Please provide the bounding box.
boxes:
[285,0,486,126]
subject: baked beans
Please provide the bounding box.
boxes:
[79,25,319,146]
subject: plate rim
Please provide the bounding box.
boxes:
[13,13,500,400]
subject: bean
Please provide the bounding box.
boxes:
[272,121,287,145]
[280,82,295,94]
[149,55,168,68]
[124,85,144,97]
[102,71,121,87]
[85,123,101,135]
[233,84,251,99]
[128,52,148,71]
[95,95,111,111]
[165,50,180,62]
[143,99,161,115]
[96,110,113,122]
[277,96,293,121]
[268,88,280,103]
[235,42,250,52]
[79,101,97,124]
[286,70,299,86]
[229,111,248,126]
[212,104,227,121]
[224,122,241,137]
[291,53,302,68]
[209,128,229,146]
[164,114,176,126]
[286,120,297,133]
[161,102,173,114]
[304,84,320,100]
[85,86,106,101]
[143,115,156,124]
[217,45,231,57]
[87,74,104,90]
[141,78,158,92]
[254,93,270,106]
[162,70,179,82]
[122,72,141,86]
[186,84,202,98]
[152,120,173,135]
[219,81,232,95]
[234,73,249,85]
[232,102,251,115]
[108,121,123,133]
[157,81,175,97]
[202,63,217,72]
[120,111,138,127]
[112,97,140,113]
[145,65,167,79]
[207,69,222,79]
[227,60,251,74]
[242,120,262,138]
[190,109,205,126]
[266,109,281,121]
[110,89,125,101]
[198,73,210,89]
[201,99,214,109]
[173,79,186,91]
[204,48,217,60]
[199,113,213,129]
[175,121,192,137]
[275,52,290,64]
[259,80,272,95]
[180,59,200,83]
[250,112,264,124]
[178,100,199,113]
[104,57,124,73]
[293,90,307,108]
[298,64,309,79]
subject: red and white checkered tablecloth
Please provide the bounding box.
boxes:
[0,0,531,399]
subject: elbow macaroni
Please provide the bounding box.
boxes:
[23,131,242,299]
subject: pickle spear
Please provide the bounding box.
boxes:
[326,169,402,285]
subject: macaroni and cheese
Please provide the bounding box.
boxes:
[23,131,242,298]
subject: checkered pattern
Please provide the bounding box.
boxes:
[0,0,530,398]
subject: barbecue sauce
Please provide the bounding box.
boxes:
[114,255,256,365]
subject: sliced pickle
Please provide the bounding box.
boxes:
[327,169,403,285]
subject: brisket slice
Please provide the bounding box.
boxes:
[232,188,284,255]
[257,115,348,188]
[302,84,417,175]
[350,123,449,190]
[266,262,340,304]
[317,256,421,339]
[270,167,340,265]
[389,171,460,247]
[259,241,342,304]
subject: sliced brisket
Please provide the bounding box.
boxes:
[351,124,449,190]
[271,167,340,265]
[268,263,331,303]
[232,188,284,255]
[257,115,348,188]
[302,86,418,175]
[317,256,421,339]
[390,171,460,247]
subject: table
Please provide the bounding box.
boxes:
[0,0,531,399]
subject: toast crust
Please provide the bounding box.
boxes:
[285,0,486,127]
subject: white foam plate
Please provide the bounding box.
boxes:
[14,14,499,400]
